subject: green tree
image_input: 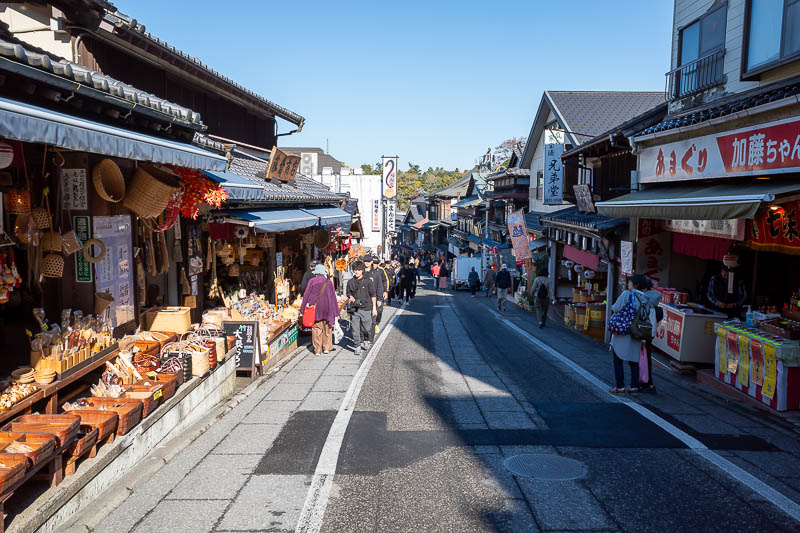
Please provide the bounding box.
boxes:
[360,163,376,174]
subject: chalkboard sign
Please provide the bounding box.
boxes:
[222,321,260,375]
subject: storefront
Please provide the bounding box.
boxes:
[598,111,800,410]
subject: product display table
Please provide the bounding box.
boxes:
[653,303,727,363]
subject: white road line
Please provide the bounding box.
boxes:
[484,306,800,523]
[295,302,406,533]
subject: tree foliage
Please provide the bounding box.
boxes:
[359,163,465,213]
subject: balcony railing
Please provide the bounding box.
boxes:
[665,49,724,100]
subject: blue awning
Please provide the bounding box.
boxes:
[483,238,510,249]
[225,208,317,232]
[0,96,226,170]
[201,169,265,200]
[466,234,482,244]
[302,207,352,227]
[530,239,547,250]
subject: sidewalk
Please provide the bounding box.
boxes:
[464,291,800,508]
[59,304,401,533]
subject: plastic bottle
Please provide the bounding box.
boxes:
[745,305,754,327]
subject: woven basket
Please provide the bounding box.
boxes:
[41,231,63,252]
[7,189,30,215]
[42,254,64,278]
[221,256,234,266]
[92,158,126,203]
[249,254,260,266]
[228,264,239,277]
[62,230,82,255]
[242,232,256,249]
[256,234,274,249]
[31,207,50,230]
[123,167,180,219]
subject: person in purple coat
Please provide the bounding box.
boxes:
[300,264,339,355]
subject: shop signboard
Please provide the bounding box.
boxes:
[750,200,800,255]
[267,324,298,365]
[382,156,397,199]
[222,320,259,373]
[506,209,531,261]
[264,147,300,182]
[543,143,564,205]
[664,219,746,241]
[751,339,764,386]
[372,200,380,232]
[60,168,88,210]
[573,184,595,213]
[665,308,683,352]
[639,116,800,183]
[636,231,671,286]
[92,215,133,326]
[74,216,92,283]
[620,241,633,275]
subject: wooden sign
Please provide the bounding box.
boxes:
[222,320,260,376]
[573,184,595,213]
[264,147,301,183]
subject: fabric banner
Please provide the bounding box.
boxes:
[507,210,531,261]
[751,338,764,386]
[382,157,397,199]
[763,343,777,399]
[727,329,739,375]
[750,200,800,255]
[737,334,750,388]
[563,245,599,271]
[717,327,728,374]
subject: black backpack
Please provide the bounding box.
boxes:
[630,293,654,341]
[536,280,548,299]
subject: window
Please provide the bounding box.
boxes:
[744,0,800,74]
[679,5,726,66]
[670,3,727,98]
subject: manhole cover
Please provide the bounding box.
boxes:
[503,454,587,480]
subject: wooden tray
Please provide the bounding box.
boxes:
[69,398,142,436]
[135,373,178,400]
[0,453,26,494]
[134,340,160,355]
[5,414,81,448]
[0,432,56,467]
[124,384,163,418]
[65,426,98,459]
[64,410,118,442]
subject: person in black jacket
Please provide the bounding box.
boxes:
[398,263,414,303]
[496,263,512,311]
[299,260,319,295]
[363,255,386,342]
[345,261,377,355]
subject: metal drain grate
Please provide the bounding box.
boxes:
[503,454,588,480]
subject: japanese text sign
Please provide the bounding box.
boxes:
[506,209,530,261]
[264,147,300,182]
[386,201,396,233]
[92,215,133,326]
[74,216,92,283]
[543,144,564,205]
[750,200,800,255]
[640,117,800,183]
[382,156,397,199]
[223,321,259,372]
[60,168,88,210]
[372,200,380,232]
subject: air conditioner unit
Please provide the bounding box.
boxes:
[300,152,318,176]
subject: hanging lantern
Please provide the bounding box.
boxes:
[584,270,596,280]
[573,264,584,273]
[0,142,14,169]
[7,189,31,215]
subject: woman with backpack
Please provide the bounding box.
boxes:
[607,274,657,395]
[531,267,551,328]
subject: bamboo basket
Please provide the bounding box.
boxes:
[41,231,63,252]
[123,167,180,219]
[92,158,126,203]
[7,189,30,215]
[31,207,50,230]
[62,229,82,255]
[42,254,64,278]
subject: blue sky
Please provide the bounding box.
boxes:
[113,0,674,171]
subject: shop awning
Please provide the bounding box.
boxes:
[0,96,227,171]
[596,182,800,220]
[223,208,317,232]
[302,207,352,227]
[201,169,266,200]
[529,239,547,250]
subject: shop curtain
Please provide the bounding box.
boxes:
[672,232,732,261]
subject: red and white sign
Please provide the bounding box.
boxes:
[665,308,683,352]
[664,219,746,241]
[639,117,800,183]
[635,231,671,286]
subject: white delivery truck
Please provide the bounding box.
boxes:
[452,256,482,290]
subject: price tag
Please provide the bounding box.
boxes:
[153,389,163,401]
[146,371,157,379]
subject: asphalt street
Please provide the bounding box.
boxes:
[63,277,800,533]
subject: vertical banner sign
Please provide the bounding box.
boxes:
[543,143,564,205]
[762,343,777,399]
[717,327,728,374]
[74,216,92,283]
[751,339,764,386]
[620,241,633,274]
[382,156,397,199]
[372,199,380,232]
[92,215,134,326]
[506,210,531,260]
[386,201,396,233]
[737,334,750,388]
[60,168,88,210]
[726,330,739,375]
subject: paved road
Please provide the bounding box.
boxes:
[64,277,800,532]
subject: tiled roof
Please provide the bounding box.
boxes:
[406,204,426,224]
[102,9,304,127]
[524,211,545,233]
[226,156,342,203]
[429,174,471,199]
[0,31,203,128]
[539,206,627,232]
[278,147,345,175]
[547,91,666,144]
[639,75,800,136]
[486,167,531,181]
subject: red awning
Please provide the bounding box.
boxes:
[672,232,732,261]
[563,245,599,270]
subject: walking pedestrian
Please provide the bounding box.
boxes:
[639,276,663,393]
[531,267,551,327]
[363,255,386,342]
[300,264,339,355]
[484,266,496,298]
[431,261,440,289]
[409,261,420,298]
[496,264,511,311]
[438,261,449,291]
[298,260,318,295]
[345,261,377,356]
[608,274,657,395]
[468,267,480,297]
[398,262,414,303]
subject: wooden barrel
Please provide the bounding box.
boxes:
[573,304,587,331]
[587,303,606,329]
[564,304,575,326]
[572,288,581,302]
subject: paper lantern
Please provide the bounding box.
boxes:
[0,142,13,169]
